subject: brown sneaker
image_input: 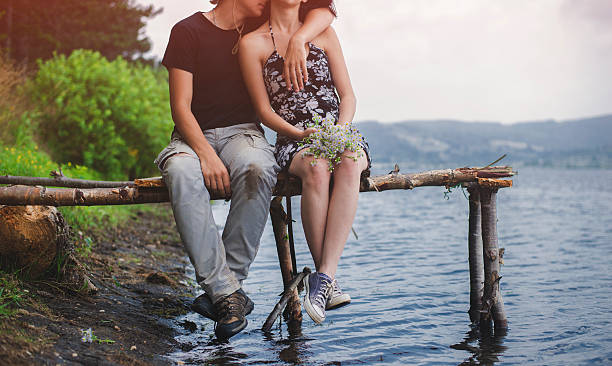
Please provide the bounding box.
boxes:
[214,290,248,340]
[192,289,253,322]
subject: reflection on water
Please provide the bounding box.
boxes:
[264,322,312,364]
[452,326,507,366]
[166,167,612,365]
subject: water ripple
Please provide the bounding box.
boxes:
[166,167,612,365]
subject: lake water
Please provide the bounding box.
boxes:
[168,166,612,365]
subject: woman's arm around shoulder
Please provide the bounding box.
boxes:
[316,26,356,124]
[238,33,314,141]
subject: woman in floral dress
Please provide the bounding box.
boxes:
[238,0,370,324]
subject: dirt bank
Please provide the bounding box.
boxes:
[0,203,200,365]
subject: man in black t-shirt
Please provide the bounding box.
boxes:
[154,0,335,340]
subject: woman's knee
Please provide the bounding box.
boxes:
[334,154,366,178]
[299,160,331,188]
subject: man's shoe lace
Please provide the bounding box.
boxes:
[216,292,246,324]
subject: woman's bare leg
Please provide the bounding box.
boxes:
[318,151,368,278]
[288,150,332,269]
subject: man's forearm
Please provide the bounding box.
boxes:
[171,107,215,158]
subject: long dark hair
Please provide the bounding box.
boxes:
[299,0,337,21]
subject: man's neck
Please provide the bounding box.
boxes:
[211,0,248,31]
[270,3,301,35]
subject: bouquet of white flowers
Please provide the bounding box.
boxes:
[298,113,363,172]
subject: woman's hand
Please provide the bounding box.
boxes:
[297,127,318,140]
[283,35,308,92]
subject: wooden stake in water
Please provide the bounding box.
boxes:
[479,187,508,330]
[467,185,484,324]
[269,197,303,327]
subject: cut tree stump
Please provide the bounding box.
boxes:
[0,205,70,278]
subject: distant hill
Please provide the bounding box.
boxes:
[354,114,612,168]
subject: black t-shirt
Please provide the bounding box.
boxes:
[162,1,335,131]
[162,13,255,131]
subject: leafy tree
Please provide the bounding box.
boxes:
[0,0,160,65]
[29,50,173,180]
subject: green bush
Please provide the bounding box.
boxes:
[29,49,172,180]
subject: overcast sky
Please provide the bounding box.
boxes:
[137,0,612,124]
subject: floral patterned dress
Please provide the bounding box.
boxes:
[263,25,371,172]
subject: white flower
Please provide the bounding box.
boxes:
[298,112,363,172]
[81,328,93,343]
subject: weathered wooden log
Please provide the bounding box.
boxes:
[0,205,70,278]
[479,187,508,330]
[0,174,134,188]
[0,185,169,206]
[269,197,303,325]
[0,166,515,206]
[262,267,311,332]
[466,185,484,324]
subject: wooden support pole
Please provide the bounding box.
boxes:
[479,187,508,330]
[262,267,310,332]
[467,185,484,324]
[269,197,303,326]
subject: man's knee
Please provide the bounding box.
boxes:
[232,157,277,198]
[163,153,201,183]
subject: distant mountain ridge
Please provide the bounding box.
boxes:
[354,114,612,168]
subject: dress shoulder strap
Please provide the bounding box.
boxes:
[268,21,277,51]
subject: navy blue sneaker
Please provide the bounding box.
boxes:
[303,272,333,324]
[192,289,253,323]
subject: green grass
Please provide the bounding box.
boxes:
[151,250,170,259]
[0,142,106,180]
[0,272,27,318]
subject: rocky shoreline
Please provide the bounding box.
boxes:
[0,203,199,365]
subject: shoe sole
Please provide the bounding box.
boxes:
[215,318,247,340]
[303,275,325,324]
[326,295,351,310]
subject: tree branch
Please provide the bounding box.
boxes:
[0,166,514,206]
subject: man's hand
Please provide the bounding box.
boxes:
[199,152,231,199]
[283,35,308,92]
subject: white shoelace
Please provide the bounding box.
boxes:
[313,277,332,309]
[330,280,342,298]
